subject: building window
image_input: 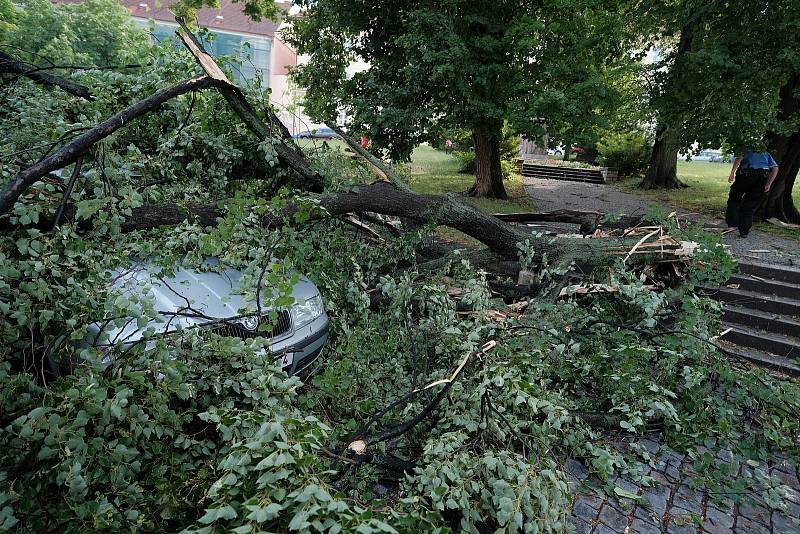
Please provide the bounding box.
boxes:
[140,21,271,88]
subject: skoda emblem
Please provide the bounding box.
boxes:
[240,316,259,331]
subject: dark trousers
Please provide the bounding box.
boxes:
[726,168,768,236]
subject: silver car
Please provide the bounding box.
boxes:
[84,260,329,375]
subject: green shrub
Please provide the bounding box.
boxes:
[453,150,476,174]
[597,131,652,177]
[500,159,519,180]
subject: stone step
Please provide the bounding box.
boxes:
[521,164,603,174]
[521,173,603,182]
[718,341,800,377]
[727,274,800,300]
[699,287,800,317]
[738,261,800,284]
[520,171,605,185]
[720,324,800,360]
[723,304,800,338]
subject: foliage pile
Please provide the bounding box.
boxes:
[2,5,800,533]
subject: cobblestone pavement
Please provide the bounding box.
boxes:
[567,438,800,534]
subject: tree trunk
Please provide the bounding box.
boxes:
[467,127,507,199]
[640,126,684,189]
[640,24,693,190]
[760,73,800,223]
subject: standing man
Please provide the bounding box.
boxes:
[726,150,779,237]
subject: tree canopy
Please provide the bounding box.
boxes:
[287,0,629,197]
[633,0,800,221]
[0,0,147,65]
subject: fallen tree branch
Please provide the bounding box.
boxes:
[340,214,385,242]
[7,182,549,256]
[347,341,496,455]
[0,25,328,216]
[175,19,324,192]
[493,210,648,234]
[6,182,673,267]
[324,122,411,191]
[357,212,402,237]
[0,51,94,100]
[0,76,222,216]
[51,156,83,232]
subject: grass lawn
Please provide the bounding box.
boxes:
[619,161,800,240]
[408,145,533,214]
[295,138,349,151]
[296,141,532,213]
[406,145,533,245]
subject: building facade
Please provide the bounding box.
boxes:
[123,0,318,135]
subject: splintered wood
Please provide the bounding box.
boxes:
[559,283,658,297]
[593,225,701,262]
[178,31,231,83]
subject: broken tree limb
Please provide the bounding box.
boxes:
[319,183,538,256]
[175,19,324,192]
[357,212,402,237]
[324,122,412,191]
[0,51,94,100]
[493,210,647,234]
[15,182,544,256]
[340,214,385,242]
[50,156,83,232]
[0,76,223,217]
[11,183,688,268]
[347,341,497,454]
[0,31,329,217]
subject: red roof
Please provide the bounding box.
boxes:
[121,0,290,38]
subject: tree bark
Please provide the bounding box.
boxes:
[640,24,693,190]
[467,127,507,199]
[760,73,800,223]
[0,51,94,100]
[640,125,684,189]
[14,182,551,258]
[493,210,646,233]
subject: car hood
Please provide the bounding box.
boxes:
[87,260,320,346]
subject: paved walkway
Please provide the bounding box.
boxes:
[521,178,800,532]
[522,177,799,266]
[567,438,800,534]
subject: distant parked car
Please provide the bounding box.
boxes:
[57,259,329,377]
[692,149,725,162]
[295,127,340,140]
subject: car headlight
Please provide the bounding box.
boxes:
[292,294,324,328]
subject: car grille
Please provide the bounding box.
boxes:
[206,311,292,340]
